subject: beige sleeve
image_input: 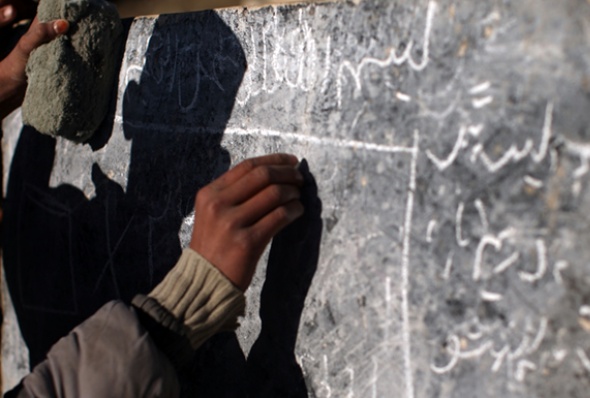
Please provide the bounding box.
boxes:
[148,248,246,350]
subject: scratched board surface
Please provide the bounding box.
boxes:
[3,0,590,396]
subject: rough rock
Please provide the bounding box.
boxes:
[22,0,123,142]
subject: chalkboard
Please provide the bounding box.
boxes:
[3,1,590,397]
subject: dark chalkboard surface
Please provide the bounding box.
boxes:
[3,1,590,397]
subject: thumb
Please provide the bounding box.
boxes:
[7,17,68,80]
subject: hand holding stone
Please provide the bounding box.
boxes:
[190,153,305,292]
[0,16,68,119]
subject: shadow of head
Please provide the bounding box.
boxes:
[122,11,246,216]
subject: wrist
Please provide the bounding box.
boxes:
[148,248,246,350]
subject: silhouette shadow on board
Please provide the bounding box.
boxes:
[3,9,319,397]
[3,11,243,367]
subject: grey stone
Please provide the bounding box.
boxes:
[22,0,123,142]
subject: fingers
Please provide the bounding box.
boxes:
[12,17,68,65]
[234,184,302,226]
[251,200,305,245]
[0,5,15,28]
[0,17,68,118]
[211,153,299,190]
[189,154,307,292]
[1,17,68,83]
[222,165,303,205]
[219,154,304,229]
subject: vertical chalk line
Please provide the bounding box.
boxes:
[401,130,419,398]
[385,277,392,342]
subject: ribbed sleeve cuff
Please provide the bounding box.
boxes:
[148,248,245,350]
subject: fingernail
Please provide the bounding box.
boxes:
[3,6,14,20]
[53,20,69,34]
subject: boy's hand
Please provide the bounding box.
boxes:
[190,153,305,291]
[0,16,68,119]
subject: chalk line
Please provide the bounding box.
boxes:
[515,360,536,382]
[401,130,419,398]
[385,277,392,342]
[491,345,510,372]
[519,240,547,283]
[455,202,471,247]
[531,102,553,163]
[426,126,467,171]
[576,348,590,372]
[553,260,569,285]
[523,175,543,188]
[225,127,416,154]
[469,81,491,95]
[525,317,548,355]
[442,252,453,280]
[473,234,503,281]
[115,118,415,154]
[493,252,520,274]
[472,96,493,109]
[426,219,437,243]
[474,199,489,231]
[430,335,460,374]
[396,92,412,102]
[480,290,503,301]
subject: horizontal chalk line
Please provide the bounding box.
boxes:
[116,117,415,154]
[225,127,416,154]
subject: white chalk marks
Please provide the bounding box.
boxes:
[337,1,437,107]
[426,126,468,171]
[400,130,420,398]
[224,127,415,154]
[431,317,549,381]
[564,137,590,178]
[426,102,554,174]
[234,1,438,109]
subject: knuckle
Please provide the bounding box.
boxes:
[278,153,291,163]
[196,187,224,214]
[234,230,254,251]
[273,205,290,222]
[239,158,258,173]
[253,166,272,184]
[221,216,239,233]
[278,153,297,165]
[207,197,225,215]
[268,185,284,203]
[195,187,210,206]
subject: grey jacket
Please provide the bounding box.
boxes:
[7,249,245,398]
